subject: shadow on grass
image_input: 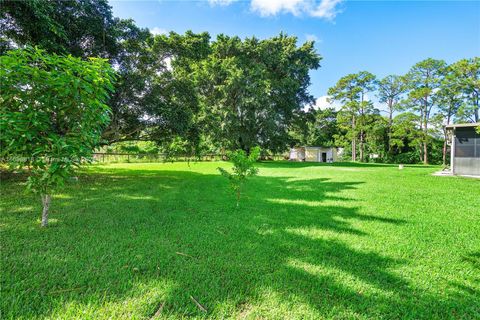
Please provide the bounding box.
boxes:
[258,160,438,169]
[0,164,475,319]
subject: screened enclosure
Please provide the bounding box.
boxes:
[455,127,479,157]
[448,124,480,176]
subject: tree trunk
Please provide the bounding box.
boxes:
[442,130,447,166]
[352,114,356,162]
[388,100,393,155]
[423,98,428,165]
[474,92,479,122]
[423,141,428,165]
[423,113,428,164]
[41,194,51,227]
[442,114,451,166]
[360,129,364,162]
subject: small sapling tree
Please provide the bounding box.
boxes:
[218,147,260,206]
[0,47,115,226]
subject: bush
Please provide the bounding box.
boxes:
[218,147,261,206]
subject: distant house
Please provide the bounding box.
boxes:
[446,123,480,176]
[289,146,339,162]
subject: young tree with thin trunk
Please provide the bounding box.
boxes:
[0,47,115,226]
[218,147,260,207]
[328,71,376,162]
[405,58,446,165]
[377,75,408,156]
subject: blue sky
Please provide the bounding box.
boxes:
[110,0,480,109]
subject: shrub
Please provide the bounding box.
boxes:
[218,147,261,206]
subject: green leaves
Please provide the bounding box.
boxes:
[195,34,321,154]
[449,58,480,122]
[218,146,261,205]
[0,47,115,197]
[327,71,377,161]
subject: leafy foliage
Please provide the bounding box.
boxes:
[289,107,340,147]
[0,47,115,225]
[0,0,207,150]
[0,0,118,57]
[104,31,211,147]
[449,58,480,123]
[195,34,321,153]
[404,58,447,164]
[327,71,377,161]
[218,146,261,206]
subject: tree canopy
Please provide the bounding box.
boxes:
[195,34,321,154]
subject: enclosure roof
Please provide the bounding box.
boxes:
[445,123,479,129]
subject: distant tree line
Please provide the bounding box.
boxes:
[310,57,479,165]
[2,0,478,165]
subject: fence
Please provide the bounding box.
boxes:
[92,152,286,163]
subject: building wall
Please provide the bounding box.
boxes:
[289,147,339,162]
[304,147,336,162]
[305,148,319,162]
[454,158,480,176]
[289,148,305,161]
[331,148,338,161]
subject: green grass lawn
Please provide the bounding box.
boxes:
[1,161,479,319]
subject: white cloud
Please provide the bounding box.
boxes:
[150,27,168,35]
[251,0,308,17]
[208,0,238,6]
[305,34,319,42]
[313,95,342,111]
[310,0,342,19]
[250,0,343,20]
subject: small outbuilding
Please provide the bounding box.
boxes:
[289,146,339,162]
[446,123,480,176]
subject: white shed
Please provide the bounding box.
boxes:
[289,146,338,162]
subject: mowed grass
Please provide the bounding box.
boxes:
[1,161,479,319]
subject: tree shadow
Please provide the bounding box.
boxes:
[258,161,438,169]
[0,165,475,319]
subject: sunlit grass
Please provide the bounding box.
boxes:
[1,161,479,319]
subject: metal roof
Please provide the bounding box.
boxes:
[445,123,479,129]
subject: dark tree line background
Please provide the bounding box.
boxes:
[2,0,478,164]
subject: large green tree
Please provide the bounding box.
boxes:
[328,71,376,161]
[103,31,210,147]
[435,65,464,165]
[450,57,480,122]
[195,33,321,154]
[377,75,408,156]
[405,58,446,164]
[0,47,115,226]
[1,0,207,149]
